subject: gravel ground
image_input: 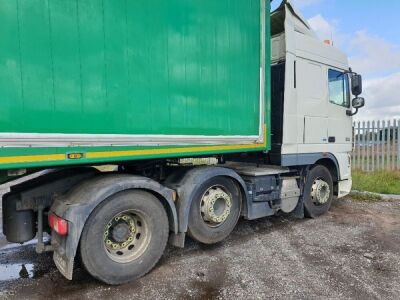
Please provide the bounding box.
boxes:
[0,197,399,300]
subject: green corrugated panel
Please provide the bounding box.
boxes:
[0,0,271,170]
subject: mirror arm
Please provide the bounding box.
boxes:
[345,68,356,76]
[346,108,359,117]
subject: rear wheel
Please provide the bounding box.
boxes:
[304,165,334,218]
[188,177,241,244]
[80,190,169,285]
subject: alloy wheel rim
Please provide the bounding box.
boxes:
[200,185,232,227]
[311,179,330,205]
[103,210,151,263]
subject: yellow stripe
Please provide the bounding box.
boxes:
[0,154,65,164]
[87,142,265,160]
[0,126,267,165]
[0,143,264,165]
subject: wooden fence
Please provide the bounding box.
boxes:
[353,119,400,171]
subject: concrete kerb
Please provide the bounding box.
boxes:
[351,190,400,201]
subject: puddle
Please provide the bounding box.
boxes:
[0,236,52,283]
[0,264,36,281]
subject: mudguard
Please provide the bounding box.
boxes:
[50,174,178,280]
[165,166,251,234]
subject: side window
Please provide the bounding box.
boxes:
[328,69,350,108]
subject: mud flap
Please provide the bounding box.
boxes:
[53,250,74,280]
[291,195,304,219]
[51,232,74,280]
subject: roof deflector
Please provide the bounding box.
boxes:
[271,0,316,38]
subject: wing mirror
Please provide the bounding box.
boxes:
[346,72,365,116]
[351,74,363,96]
[352,97,365,109]
[347,97,365,116]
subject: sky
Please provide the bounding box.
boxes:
[271,0,400,121]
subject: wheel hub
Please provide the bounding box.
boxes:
[201,187,232,225]
[311,179,330,205]
[112,223,131,243]
[103,212,151,264]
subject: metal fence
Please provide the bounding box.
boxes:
[353,119,400,171]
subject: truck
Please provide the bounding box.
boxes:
[0,0,365,285]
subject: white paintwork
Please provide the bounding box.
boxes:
[338,179,352,198]
[272,0,354,189]
[304,117,328,144]
[271,33,286,63]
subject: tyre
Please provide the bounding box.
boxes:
[80,190,169,285]
[188,176,241,244]
[303,165,334,218]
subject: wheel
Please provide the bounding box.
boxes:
[79,190,169,285]
[188,176,241,244]
[303,165,334,218]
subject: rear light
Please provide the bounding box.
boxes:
[48,213,68,236]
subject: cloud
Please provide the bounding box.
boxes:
[308,14,336,41]
[355,72,400,121]
[307,14,348,48]
[307,15,400,77]
[349,31,400,77]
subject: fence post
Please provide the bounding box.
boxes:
[357,121,361,170]
[371,120,375,171]
[366,121,370,171]
[397,119,400,170]
[382,120,386,171]
[362,121,365,170]
[387,120,391,170]
[352,122,356,165]
[396,119,398,170]
[377,120,381,170]
[392,119,396,171]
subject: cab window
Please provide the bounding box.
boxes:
[328,69,350,108]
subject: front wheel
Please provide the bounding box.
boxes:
[303,165,334,218]
[80,190,169,285]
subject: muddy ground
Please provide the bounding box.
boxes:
[0,198,399,300]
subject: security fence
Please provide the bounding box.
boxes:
[353,119,400,171]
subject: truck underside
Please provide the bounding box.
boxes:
[2,151,339,284]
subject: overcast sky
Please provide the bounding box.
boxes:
[272,0,400,121]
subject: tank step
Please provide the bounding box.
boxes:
[223,162,290,177]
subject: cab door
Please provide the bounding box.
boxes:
[327,69,353,150]
[298,60,329,145]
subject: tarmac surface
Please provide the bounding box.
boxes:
[0,197,399,300]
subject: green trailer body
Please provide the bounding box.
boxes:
[0,0,271,171]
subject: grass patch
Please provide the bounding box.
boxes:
[349,191,382,202]
[352,170,400,195]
